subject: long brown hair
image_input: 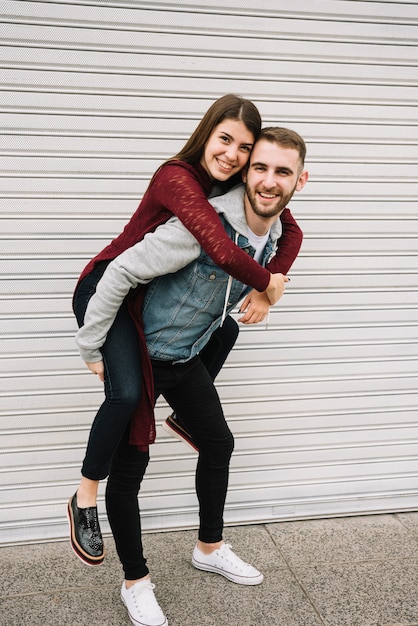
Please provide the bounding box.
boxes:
[172,94,262,164]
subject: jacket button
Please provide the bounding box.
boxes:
[209,273,216,280]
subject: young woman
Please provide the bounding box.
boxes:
[69,97,302,581]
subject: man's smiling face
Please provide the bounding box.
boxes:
[243,138,307,223]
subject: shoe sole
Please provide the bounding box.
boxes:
[192,557,264,586]
[162,419,199,453]
[67,499,105,566]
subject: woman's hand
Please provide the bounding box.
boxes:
[265,273,289,305]
[238,290,271,324]
[86,360,105,382]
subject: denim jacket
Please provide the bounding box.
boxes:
[142,186,281,363]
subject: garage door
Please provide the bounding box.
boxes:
[1,0,417,544]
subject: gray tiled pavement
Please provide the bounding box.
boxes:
[2,512,418,626]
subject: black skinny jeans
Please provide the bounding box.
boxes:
[73,264,239,579]
[107,356,235,579]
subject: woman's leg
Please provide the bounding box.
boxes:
[69,268,142,566]
[73,269,143,483]
[80,301,142,481]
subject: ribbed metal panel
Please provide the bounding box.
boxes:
[1,0,418,545]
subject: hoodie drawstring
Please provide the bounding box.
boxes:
[220,232,239,327]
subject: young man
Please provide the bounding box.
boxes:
[74,127,308,626]
[163,126,309,449]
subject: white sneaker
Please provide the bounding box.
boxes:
[192,543,264,586]
[121,579,168,626]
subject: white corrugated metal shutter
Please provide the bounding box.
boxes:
[1,0,417,545]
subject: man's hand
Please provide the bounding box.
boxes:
[86,360,105,382]
[265,273,289,305]
[238,290,271,324]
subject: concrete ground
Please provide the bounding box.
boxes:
[2,512,418,626]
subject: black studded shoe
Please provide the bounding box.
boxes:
[67,492,105,566]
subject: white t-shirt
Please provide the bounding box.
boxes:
[247,227,271,263]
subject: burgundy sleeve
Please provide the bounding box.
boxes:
[266,208,303,275]
[153,165,271,292]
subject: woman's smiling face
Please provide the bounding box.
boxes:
[200,119,255,181]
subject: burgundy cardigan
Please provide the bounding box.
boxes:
[76,161,303,448]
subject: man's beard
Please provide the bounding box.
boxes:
[245,185,295,219]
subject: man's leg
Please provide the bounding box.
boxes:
[154,356,264,586]
[155,356,234,543]
[199,315,239,380]
[105,424,150,581]
[106,426,168,625]
[163,315,239,449]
